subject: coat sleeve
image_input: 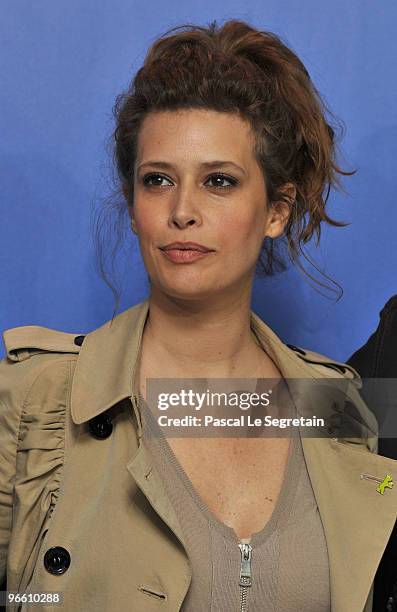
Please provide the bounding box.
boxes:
[0,357,25,582]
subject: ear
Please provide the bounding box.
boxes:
[129,211,138,235]
[264,183,296,239]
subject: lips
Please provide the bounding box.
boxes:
[160,242,213,253]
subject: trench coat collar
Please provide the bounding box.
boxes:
[71,298,397,612]
[71,298,150,425]
[70,297,360,425]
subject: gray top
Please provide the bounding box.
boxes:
[140,387,330,611]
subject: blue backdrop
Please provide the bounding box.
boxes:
[1,0,396,361]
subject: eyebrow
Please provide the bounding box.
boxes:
[137,160,247,176]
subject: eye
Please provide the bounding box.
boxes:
[142,173,173,187]
[140,172,238,190]
[205,173,238,189]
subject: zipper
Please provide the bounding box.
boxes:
[238,542,253,612]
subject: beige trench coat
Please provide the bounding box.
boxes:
[1,298,397,611]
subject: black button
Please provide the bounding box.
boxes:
[88,414,113,439]
[44,546,70,575]
[74,335,85,346]
[286,343,306,356]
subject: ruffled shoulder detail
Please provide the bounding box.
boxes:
[7,359,73,591]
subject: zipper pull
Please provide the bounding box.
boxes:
[238,543,253,587]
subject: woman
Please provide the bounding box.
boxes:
[1,19,396,612]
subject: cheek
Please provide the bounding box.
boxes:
[217,209,264,246]
[133,201,161,236]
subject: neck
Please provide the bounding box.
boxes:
[141,286,278,379]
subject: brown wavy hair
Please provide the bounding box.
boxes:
[94,18,356,317]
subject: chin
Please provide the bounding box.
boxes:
[153,280,221,302]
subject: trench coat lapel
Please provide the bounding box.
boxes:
[250,311,397,612]
[299,431,397,611]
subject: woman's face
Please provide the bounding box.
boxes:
[130,109,292,301]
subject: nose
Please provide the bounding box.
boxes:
[170,212,198,229]
[168,184,202,229]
